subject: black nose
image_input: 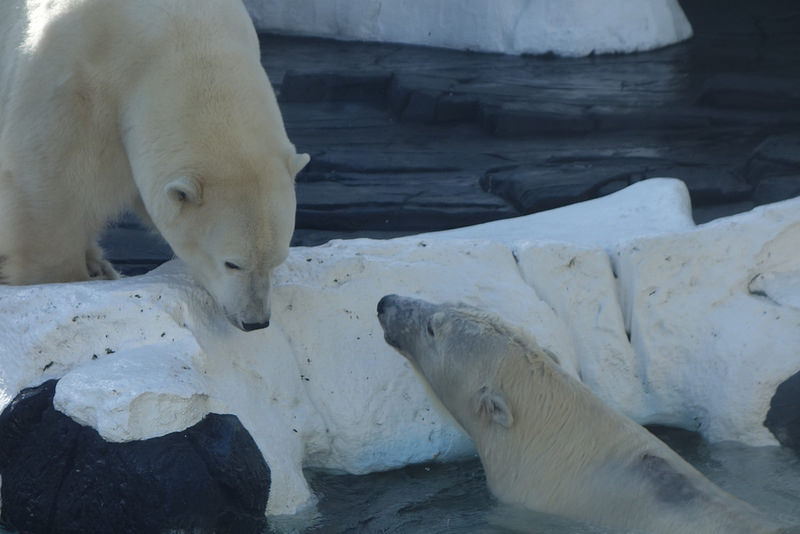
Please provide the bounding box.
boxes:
[241,320,270,332]
[377,294,397,315]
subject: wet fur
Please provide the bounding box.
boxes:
[378,295,789,534]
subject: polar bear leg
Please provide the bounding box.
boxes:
[2,240,118,284]
[85,242,119,280]
[0,249,89,284]
[0,210,109,284]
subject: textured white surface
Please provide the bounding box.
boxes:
[616,204,800,445]
[53,339,210,442]
[243,0,693,57]
[1,179,799,516]
[419,177,695,248]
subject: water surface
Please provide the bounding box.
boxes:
[273,430,800,533]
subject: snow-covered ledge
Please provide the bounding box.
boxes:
[1,179,798,517]
[243,0,693,57]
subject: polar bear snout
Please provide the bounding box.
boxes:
[241,319,270,331]
[377,294,422,352]
[223,305,271,332]
[228,295,272,331]
[377,294,402,349]
[227,310,271,332]
[376,294,393,316]
[219,280,273,332]
[377,294,436,322]
[378,294,402,326]
[377,294,444,363]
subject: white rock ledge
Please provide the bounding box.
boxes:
[1,178,798,515]
[243,0,693,57]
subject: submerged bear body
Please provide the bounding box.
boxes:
[377,294,788,534]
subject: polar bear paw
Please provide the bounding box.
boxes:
[85,245,120,280]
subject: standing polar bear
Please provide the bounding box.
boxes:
[0,0,309,331]
[377,295,792,534]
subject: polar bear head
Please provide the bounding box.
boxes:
[153,153,307,332]
[377,294,563,433]
[121,25,309,331]
[377,294,534,433]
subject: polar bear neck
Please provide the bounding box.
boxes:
[469,345,776,533]
[473,348,643,509]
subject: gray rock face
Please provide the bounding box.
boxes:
[272,0,798,238]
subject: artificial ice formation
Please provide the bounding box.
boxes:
[0,179,798,518]
[243,0,693,57]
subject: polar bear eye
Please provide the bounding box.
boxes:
[224,261,242,271]
[426,318,436,337]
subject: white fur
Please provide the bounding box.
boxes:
[378,295,789,534]
[0,0,308,330]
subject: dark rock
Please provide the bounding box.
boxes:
[765,370,800,454]
[591,107,715,131]
[297,146,497,176]
[397,83,482,124]
[280,70,391,107]
[692,200,755,224]
[743,135,800,205]
[481,159,752,214]
[296,171,517,232]
[0,380,270,534]
[744,135,800,184]
[697,74,800,112]
[753,176,800,206]
[480,167,619,214]
[387,75,411,116]
[99,213,172,276]
[401,90,440,122]
[436,93,480,123]
[480,102,595,137]
[675,167,752,205]
[100,230,173,276]
[388,74,459,121]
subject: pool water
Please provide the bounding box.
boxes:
[271,428,800,534]
[1,429,797,533]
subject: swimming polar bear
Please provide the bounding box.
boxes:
[377,294,793,534]
[0,0,309,331]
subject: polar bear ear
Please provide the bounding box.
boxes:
[288,153,310,178]
[166,176,202,205]
[477,386,514,428]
